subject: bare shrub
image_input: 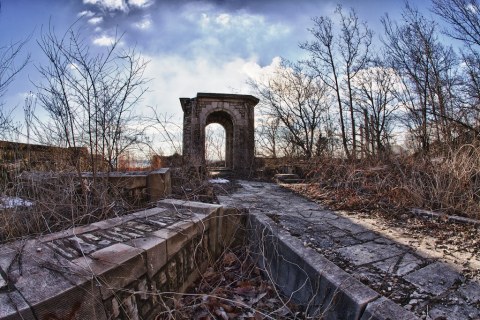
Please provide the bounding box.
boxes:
[293,148,480,219]
[0,168,151,242]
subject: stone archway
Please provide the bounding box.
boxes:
[180,93,259,175]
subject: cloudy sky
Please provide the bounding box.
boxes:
[0,0,433,139]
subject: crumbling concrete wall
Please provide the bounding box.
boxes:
[0,200,243,320]
[180,93,259,176]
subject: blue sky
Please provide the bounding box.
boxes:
[0,0,434,135]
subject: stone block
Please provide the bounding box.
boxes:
[0,243,19,275]
[157,198,221,216]
[360,297,420,320]
[165,220,198,259]
[130,207,169,219]
[40,224,99,243]
[128,236,167,278]
[404,262,464,295]
[278,226,379,319]
[147,168,171,201]
[75,243,147,299]
[373,253,423,276]
[91,215,136,229]
[219,207,245,248]
[336,241,405,266]
[328,217,370,234]
[458,281,480,303]
[248,214,379,319]
[0,290,35,320]
[6,240,107,320]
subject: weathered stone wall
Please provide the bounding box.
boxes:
[180,93,259,175]
[0,140,89,171]
[0,200,243,320]
[19,168,172,203]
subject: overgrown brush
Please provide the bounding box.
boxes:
[0,170,143,243]
[302,147,480,219]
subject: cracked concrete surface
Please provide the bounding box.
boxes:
[218,180,480,320]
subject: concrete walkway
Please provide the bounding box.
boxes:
[218,181,480,320]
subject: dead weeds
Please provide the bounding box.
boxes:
[156,246,304,320]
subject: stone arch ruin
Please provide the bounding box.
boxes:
[180,93,259,175]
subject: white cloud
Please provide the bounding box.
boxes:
[93,35,116,46]
[88,16,103,25]
[134,16,152,30]
[128,0,154,8]
[142,54,279,116]
[466,3,478,14]
[215,13,231,26]
[78,10,95,17]
[83,0,128,12]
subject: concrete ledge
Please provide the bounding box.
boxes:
[0,200,231,320]
[247,213,420,320]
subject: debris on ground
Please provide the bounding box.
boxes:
[156,246,304,320]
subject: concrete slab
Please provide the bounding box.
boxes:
[404,262,464,295]
[458,280,480,303]
[158,198,221,215]
[360,297,420,320]
[429,301,480,320]
[373,253,423,276]
[328,217,370,234]
[220,180,480,319]
[130,207,168,219]
[5,240,107,320]
[336,241,405,266]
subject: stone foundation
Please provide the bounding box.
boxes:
[0,200,242,320]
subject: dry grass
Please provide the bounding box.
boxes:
[297,147,480,220]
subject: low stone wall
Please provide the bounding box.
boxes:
[0,200,243,320]
[247,214,418,320]
[83,168,172,202]
[18,168,171,204]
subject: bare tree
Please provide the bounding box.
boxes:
[255,116,281,158]
[35,24,148,173]
[432,0,480,47]
[147,109,183,156]
[354,61,399,156]
[249,60,330,159]
[0,38,30,137]
[433,0,480,139]
[382,3,458,153]
[300,5,372,158]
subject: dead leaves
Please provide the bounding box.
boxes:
[157,247,303,320]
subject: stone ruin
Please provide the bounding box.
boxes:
[180,92,259,176]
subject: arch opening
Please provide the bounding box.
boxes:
[205,111,234,169]
[205,123,226,167]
